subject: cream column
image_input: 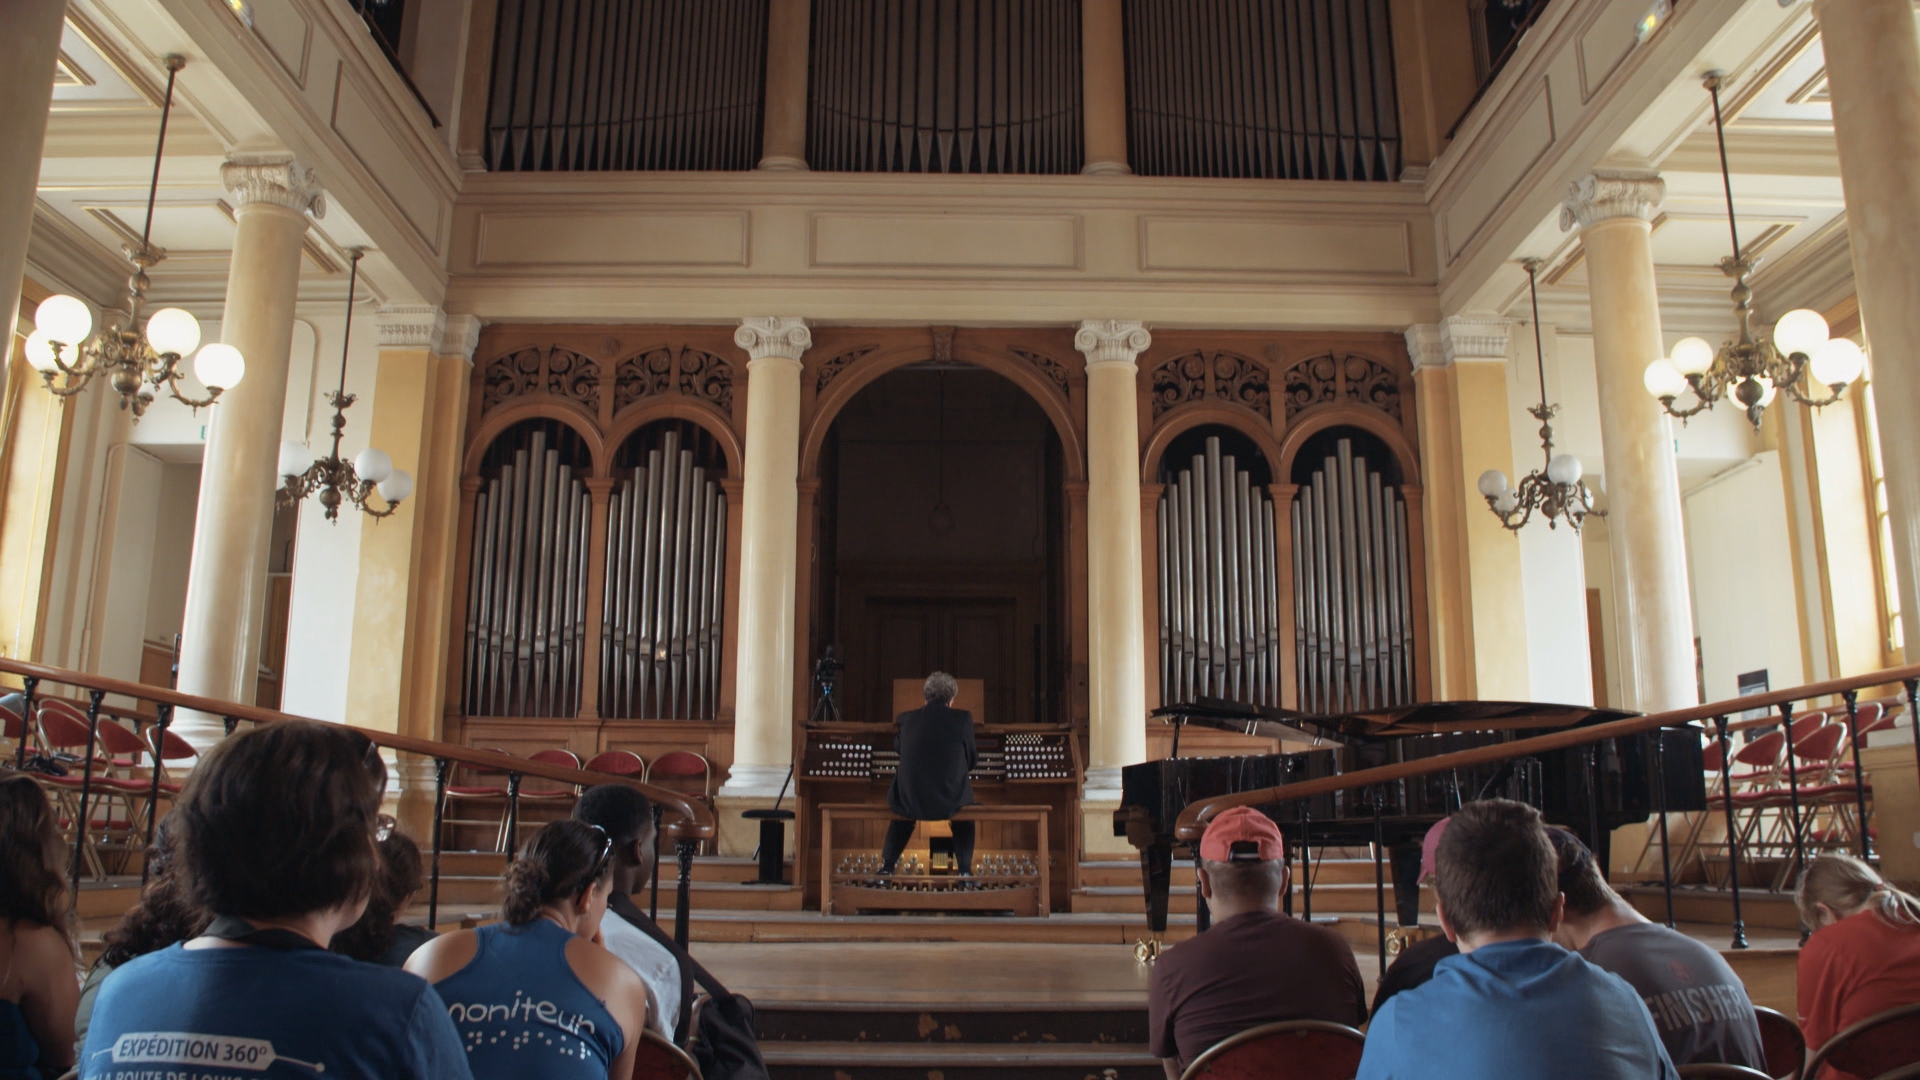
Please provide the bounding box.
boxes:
[176,159,324,745]
[1076,320,1150,810]
[718,316,811,837]
[1081,0,1131,176]
[1814,0,1920,658]
[758,0,811,171]
[1562,170,1695,712]
[0,0,65,373]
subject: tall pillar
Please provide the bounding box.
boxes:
[176,159,324,745]
[717,317,810,851]
[759,0,811,171]
[1081,0,1131,176]
[0,0,65,374]
[1562,170,1695,712]
[1814,0,1920,658]
[1076,320,1150,816]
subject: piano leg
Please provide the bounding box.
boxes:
[1389,841,1423,927]
[1141,841,1173,937]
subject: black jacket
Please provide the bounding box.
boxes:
[886,703,978,820]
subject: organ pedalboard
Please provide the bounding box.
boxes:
[802,732,1073,781]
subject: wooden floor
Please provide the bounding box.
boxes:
[700,941,1160,1006]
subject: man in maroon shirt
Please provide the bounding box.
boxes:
[1147,807,1368,1078]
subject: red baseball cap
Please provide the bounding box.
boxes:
[1418,817,1450,881]
[1199,806,1286,862]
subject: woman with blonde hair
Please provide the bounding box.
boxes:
[1794,853,1920,1080]
[0,773,79,1079]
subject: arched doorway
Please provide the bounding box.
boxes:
[811,362,1068,726]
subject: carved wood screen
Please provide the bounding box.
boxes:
[808,0,1083,173]
[485,0,768,171]
[1122,0,1402,181]
[1139,331,1426,713]
[457,330,745,727]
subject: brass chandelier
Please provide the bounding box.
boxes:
[1641,73,1863,428]
[25,56,246,418]
[276,249,412,521]
[1477,260,1598,532]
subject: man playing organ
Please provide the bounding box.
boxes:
[878,672,978,877]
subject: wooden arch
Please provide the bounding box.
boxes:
[800,339,1085,482]
[1139,403,1288,483]
[460,402,606,479]
[1276,405,1423,490]
[604,399,745,479]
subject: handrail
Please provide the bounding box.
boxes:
[0,656,712,841]
[1173,662,1920,843]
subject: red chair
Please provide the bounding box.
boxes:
[0,702,23,760]
[1803,1003,1920,1080]
[1754,1005,1805,1080]
[509,748,585,843]
[33,704,150,876]
[1179,1019,1366,1080]
[442,748,516,853]
[585,749,647,778]
[1691,730,1787,883]
[647,751,713,854]
[632,1028,702,1080]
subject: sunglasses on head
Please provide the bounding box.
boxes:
[582,823,614,888]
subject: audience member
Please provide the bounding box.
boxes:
[74,821,208,1054]
[80,720,471,1080]
[1795,854,1920,1080]
[408,819,649,1080]
[1357,799,1678,1080]
[1547,827,1765,1070]
[1371,817,1459,1015]
[0,774,79,1080]
[573,785,690,1042]
[333,825,437,967]
[1148,806,1366,1078]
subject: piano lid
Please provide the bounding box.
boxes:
[1154,698,1640,742]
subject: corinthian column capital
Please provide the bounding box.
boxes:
[1074,319,1152,368]
[1560,168,1663,231]
[221,155,327,217]
[734,316,812,363]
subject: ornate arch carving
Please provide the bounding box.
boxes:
[482,345,602,417]
[1148,349,1271,420]
[1280,351,1403,423]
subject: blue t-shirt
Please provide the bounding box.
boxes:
[429,920,624,1080]
[80,943,472,1080]
[1358,938,1680,1080]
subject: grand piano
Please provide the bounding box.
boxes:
[1115,698,1707,938]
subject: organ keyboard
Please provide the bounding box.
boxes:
[1117,698,1707,937]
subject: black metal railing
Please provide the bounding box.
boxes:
[1,657,714,942]
[1178,664,1920,949]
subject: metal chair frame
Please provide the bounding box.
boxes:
[1177,1018,1367,1080]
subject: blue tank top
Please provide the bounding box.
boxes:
[430,920,623,1079]
[0,999,39,1080]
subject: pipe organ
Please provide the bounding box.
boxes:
[1157,436,1283,707]
[601,429,728,721]
[464,427,593,718]
[1291,437,1415,713]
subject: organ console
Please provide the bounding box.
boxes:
[795,723,1080,911]
[1117,698,1707,938]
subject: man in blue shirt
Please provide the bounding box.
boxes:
[1357,799,1678,1080]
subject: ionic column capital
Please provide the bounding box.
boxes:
[1074,319,1152,368]
[1441,314,1514,364]
[220,155,327,217]
[734,316,812,363]
[1560,168,1664,231]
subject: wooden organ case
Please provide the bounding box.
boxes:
[796,722,1080,913]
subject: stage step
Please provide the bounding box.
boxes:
[1070,881,1435,916]
[1622,885,1805,931]
[755,1003,1158,1079]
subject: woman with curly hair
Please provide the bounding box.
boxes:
[331,826,437,967]
[78,720,470,1080]
[0,773,79,1079]
[71,819,207,1055]
[407,819,648,1080]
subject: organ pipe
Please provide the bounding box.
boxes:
[1292,437,1414,713]
[601,429,728,720]
[1158,436,1282,706]
[463,429,590,718]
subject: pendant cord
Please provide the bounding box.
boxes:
[141,63,180,254]
[1709,77,1744,262]
[331,251,362,461]
[1527,261,1548,412]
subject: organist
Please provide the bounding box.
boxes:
[879,672,978,876]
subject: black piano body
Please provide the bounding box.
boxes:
[1115,699,1707,937]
